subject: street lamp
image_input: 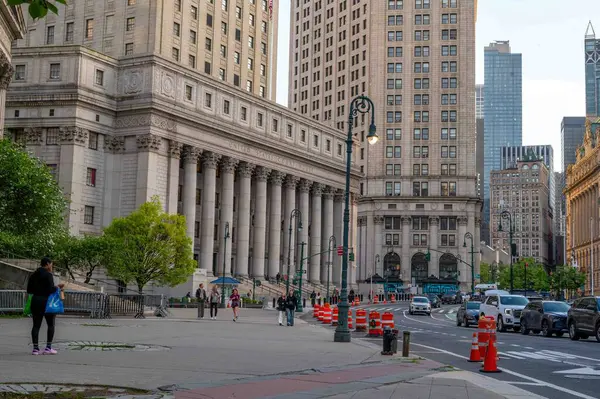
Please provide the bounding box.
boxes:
[463,232,474,294]
[326,235,336,303]
[220,222,230,308]
[335,95,378,343]
[498,210,514,293]
[373,254,380,302]
[285,209,303,295]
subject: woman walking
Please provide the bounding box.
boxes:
[277,292,286,326]
[229,288,241,321]
[209,286,220,319]
[27,257,63,355]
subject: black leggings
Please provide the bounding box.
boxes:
[210,302,218,317]
[31,296,56,347]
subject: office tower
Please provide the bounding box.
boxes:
[585,21,600,117]
[289,0,481,292]
[490,157,552,266]
[475,84,484,119]
[561,117,587,173]
[482,40,522,249]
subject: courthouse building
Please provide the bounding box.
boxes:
[565,119,600,296]
[4,1,361,293]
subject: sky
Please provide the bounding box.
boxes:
[274,0,600,171]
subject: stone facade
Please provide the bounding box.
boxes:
[288,0,481,291]
[0,3,24,133]
[565,119,600,296]
[5,46,361,294]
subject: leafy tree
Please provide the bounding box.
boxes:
[480,262,491,284]
[0,139,68,257]
[76,235,112,284]
[53,234,80,280]
[498,258,549,291]
[103,197,195,293]
[7,0,66,19]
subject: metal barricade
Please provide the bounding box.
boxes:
[62,291,109,319]
[0,290,27,313]
[107,294,168,318]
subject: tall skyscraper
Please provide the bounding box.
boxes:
[482,40,522,244]
[561,117,587,172]
[585,21,600,117]
[289,0,481,292]
[475,84,484,119]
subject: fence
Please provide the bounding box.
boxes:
[0,290,169,319]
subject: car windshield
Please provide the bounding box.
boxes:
[467,302,481,310]
[500,296,529,306]
[413,297,429,303]
[543,302,570,313]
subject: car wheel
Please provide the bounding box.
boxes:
[409,310,413,315]
[456,316,461,327]
[595,323,600,343]
[569,321,580,341]
[542,320,552,337]
[555,332,564,338]
[520,319,529,335]
[463,316,469,327]
[497,316,506,332]
[581,335,590,340]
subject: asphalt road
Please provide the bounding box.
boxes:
[338,303,600,399]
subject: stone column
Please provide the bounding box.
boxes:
[58,127,88,235]
[268,171,285,278]
[283,176,300,276]
[332,190,344,286]
[458,216,469,290]
[167,142,182,215]
[218,157,238,276]
[298,179,311,276]
[321,187,335,285]
[401,216,412,284]
[310,183,324,283]
[182,146,201,243]
[252,166,271,278]
[199,152,221,273]
[429,216,439,277]
[374,216,385,275]
[135,134,166,208]
[103,136,125,226]
[0,55,14,133]
[236,162,255,277]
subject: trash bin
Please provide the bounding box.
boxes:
[390,329,398,354]
[382,326,395,355]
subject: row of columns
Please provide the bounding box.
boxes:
[176,143,353,285]
[570,183,599,248]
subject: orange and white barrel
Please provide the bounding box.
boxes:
[331,306,339,326]
[322,303,332,324]
[368,311,383,337]
[381,312,395,330]
[355,309,368,331]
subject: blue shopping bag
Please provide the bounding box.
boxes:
[45,288,64,314]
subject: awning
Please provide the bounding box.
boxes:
[210,277,241,285]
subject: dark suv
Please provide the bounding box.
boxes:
[520,301,569,337]
[567,296,600,342]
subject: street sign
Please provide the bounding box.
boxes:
[337,246,343,256]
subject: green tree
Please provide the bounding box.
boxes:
[480,262,491,284]
[76,235,112,284]
[103,197,195,293]
[7,0,66,19]
[0,139,68,257]
[53,234,81,280]
[498,258,549,291]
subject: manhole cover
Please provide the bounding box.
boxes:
[53,341,170,352]
[0,383,170,398]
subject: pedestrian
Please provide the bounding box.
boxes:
[310,290,316,306]
[276,272,281,285]
[230,288,241,321]
[349,289,355,303]
[277,292,286,326]
[209,286,219,319]
[285,290,298,326]
[316,292,321,305]
[27,257,64,355]
[195,283,207,319]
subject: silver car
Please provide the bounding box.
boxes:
[409,296,431,316]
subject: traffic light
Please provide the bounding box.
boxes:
[425,251,431,261]
[337,245,344,256]
[349,252,355,261]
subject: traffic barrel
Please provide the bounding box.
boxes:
[468,332,482,362]
[477,318,490,357]
[390,294,396,303]
[373,295,379,304]
[322,303,332,324]
[331,306,339,326]
[348,312,353,329]
[317,305,325,322]
[381,312,395,330]
[355,309,368,332]
[480,333,501,373]
[313,304,320,318]
[368,311,383,337]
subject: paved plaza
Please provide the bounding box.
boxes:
[0,309,542,398]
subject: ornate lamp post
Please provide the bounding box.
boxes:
[285,209,302,295]
[220,222,230,308]
[373,254,380,301]
[334,95,378,343]
[463,232,475,294]
[498,210,514,293]
[326,235,336,303]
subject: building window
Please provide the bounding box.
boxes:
[413,181,428,197]
[190,30,197,44]
[247,58,253,70]
[205,37,212,51]
[174,0,181,11]
[195,222,200,238]
[95,69,104,86]
[222,0,228,11]
[313,135,319,147]
[205,92,212,108]
[189,54,196,68]
[204,61,211,74]
[46,26,55,44]
[301,130,306,142]
[89,132,98,150]
[262,21,267,33]
[257,113,264,127]
[246,80,253,92]
[440,182,457,197]
[219,68,226,80]
[86,168,97,187]
[125,43,134,55]
[260,64,266,76]
[220,44,227,57]
[172,47,180,61]
[128,0,136,5]
[240,106,247,121]
[223,99,230,114]
[85,19,94,39]
[173,22,180,36]
[14,65,25,81]
[249,36,254,48]
[84,206,95,225]
[259,86,265,97]
[126,17,135,31]
[49,63,61,80]
[185,85,193,101]
[65,22,74,42]
[207,13,213,27]
[221,21,228,35]
[234,51,240,64]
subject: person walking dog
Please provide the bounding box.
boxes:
[195,283,207,319]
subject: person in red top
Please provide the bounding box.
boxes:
[229,288,241,322]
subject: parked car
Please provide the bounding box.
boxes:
[441,292,457,304]
[479,290,529,332]
[567,296,600,342]
[520,300,570,337]
[409,296,431,316]
[427,294,441,308]
[456,301,481,327]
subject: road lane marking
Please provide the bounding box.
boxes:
[402,310,445,327]
[506,382,544,386]
[499,352,525,359]
[410,343,598,399]
[540,350,600,362]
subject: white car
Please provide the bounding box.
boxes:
[479,290,529,332]
[409,296,431,316]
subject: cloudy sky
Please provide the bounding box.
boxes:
[275,0,600,171]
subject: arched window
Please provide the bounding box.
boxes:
[384,252,401,279]
[439,253,458,280]
[411,253,428,285]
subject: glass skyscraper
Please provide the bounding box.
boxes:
[585,21,600,117]
[482,41,523,243]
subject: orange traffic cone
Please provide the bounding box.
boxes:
[480,333,501,373]
[468,332,481,362]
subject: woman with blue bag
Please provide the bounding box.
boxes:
[26,257,64,355]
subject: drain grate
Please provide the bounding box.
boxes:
[52,341,170,352]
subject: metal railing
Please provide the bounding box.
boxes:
[0,290,169,319]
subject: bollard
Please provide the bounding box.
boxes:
[273,297,276,309]
[303,298,306,308]
[402,330,410,357]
